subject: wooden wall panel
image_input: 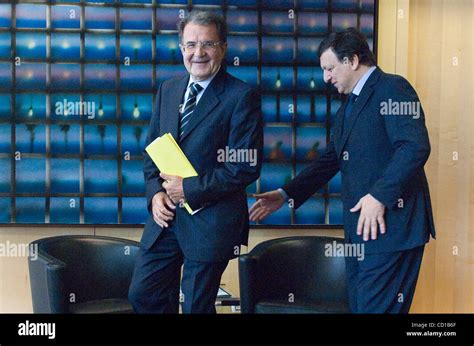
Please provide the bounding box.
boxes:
[379,0,474,312]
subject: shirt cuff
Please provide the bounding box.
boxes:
[277,188,289,200]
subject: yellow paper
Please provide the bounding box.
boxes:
[145,133,198,214]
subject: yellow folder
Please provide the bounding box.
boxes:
[145,132,198,215]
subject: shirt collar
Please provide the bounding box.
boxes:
[187,66,221,91]
[351,66,376,96]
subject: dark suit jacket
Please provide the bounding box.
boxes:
[142,68,263,262]
[283,67,436,254]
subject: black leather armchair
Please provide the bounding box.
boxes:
[28,235,140,313]
[239,236,350,313]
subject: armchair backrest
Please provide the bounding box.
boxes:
[240,236,348,308]
[29,235,140,313]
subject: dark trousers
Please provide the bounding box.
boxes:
[345,245,425,313]
[128,225,228,314]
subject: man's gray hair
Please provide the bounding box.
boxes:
[178,11,227,43]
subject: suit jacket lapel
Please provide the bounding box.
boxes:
[179,68,225,143]
[162,75,189,141]
[336,68,381,157]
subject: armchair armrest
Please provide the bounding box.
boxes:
[238,255,258,313]
[238,239,289,314]
[29,255,68,313]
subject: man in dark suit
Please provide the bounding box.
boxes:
[129,11,263,313]
[249,28,435,313]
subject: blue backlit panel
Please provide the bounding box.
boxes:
[260,163,292,194]
[156,35,180,63]
[121,34,153,61]
[0,94,10,119]
[50,198,80,224]
[84,125,117,156]
[263,126,292,161]
[50,159,80,193]
[85,34,116,60]
[51,33,81,61]
[15,33,46,60]
[16,159,46,193]
[262,36,293,63]
[226,36,258,64]
[84,197,117,224]
[120,8,152,30]
[84,160,118,193]
[295,126,326,161]
[16,125,46,154]
[0,32,9,59]
[227,11,258,33]
[0,5,11,28]
[329,197,344,224]
[84,94,117,121]
[297,0,328,10]
[85,7,115,30]
[295,197,325,224]
[16,94,46,120]
[156,8,186,31]
[0,63,11,89]
[84,64,116,90]
[122,197,148,224]
[121,65,153,90]
[262,11,294,33]
[16,4,47,29]
[50,125,81,154]
[120,94,153,122]
[51,5,81,29]
[0,157,10,190]
[0,125,10,154]
[16,198,45,223]
[122,125,147,156]
[51,64,81,90]
[297,37,323,64]
[15,63,46,90]
[332,13,358,31]
[261,67,293,91]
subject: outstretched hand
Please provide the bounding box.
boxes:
[249,190,286,222]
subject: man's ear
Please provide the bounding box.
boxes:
[350,54,360,71]
[221,41,228,56]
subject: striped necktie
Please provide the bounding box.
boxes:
[179,82,203,139]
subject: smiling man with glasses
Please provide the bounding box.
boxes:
[128,11,263,314]
[179,16,227,83]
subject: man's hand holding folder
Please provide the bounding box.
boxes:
[160,172,184,204]
[145,132,202,216]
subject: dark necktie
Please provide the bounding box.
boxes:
[342,92,357,133]
[179,82,203,139]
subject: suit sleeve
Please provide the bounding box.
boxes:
[282,139,340,209]
[182,88,263,209]
[369,77,431,209]
[143,82,166,213]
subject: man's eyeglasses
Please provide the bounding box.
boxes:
[180,41,223,53]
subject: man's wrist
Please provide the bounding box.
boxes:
[277,188,289,200]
